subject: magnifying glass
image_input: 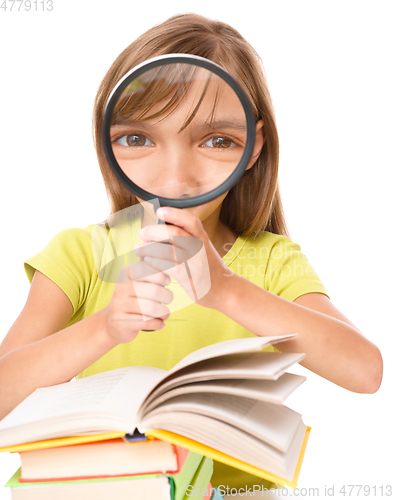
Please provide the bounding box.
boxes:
[100,54,256,326]
[102,53,256,212]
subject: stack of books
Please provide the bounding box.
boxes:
[4,436,214,499]
[1,334,310,497]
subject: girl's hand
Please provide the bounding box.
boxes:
[102,260,173,344]
[134,207,231,311]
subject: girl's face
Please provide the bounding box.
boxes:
[135,115,263,226]
[109,67,263,204]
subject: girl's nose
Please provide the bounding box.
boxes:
[151,146,202,199]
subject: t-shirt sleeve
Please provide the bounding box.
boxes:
[24,227,96,316]
[265,237,329,302]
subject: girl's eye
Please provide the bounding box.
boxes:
[202,136,237,149]
[115,134,154,147]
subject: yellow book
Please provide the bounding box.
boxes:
[0,432,125,454]
[147,427,311,489]
[0,335,310,487]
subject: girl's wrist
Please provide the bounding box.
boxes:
[94,308,121,351]
[213,270,242,315]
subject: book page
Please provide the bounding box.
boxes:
[0,367,165,434]
[144,392,301,452]
[169,334,298,373]
[143,372,306,414]
[144,352,305,409]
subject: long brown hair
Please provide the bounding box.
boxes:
[93,13,289,239]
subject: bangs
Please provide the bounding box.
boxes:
[111,63,223,132]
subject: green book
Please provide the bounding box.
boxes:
[5,450,203,500]
[182,456,214,500]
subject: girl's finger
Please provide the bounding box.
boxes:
[127,297,170,321]
[132,280,174,305]
[134,241,188,266]
[141,256,190,282]
[138,224,188,243]
[117,260,171,285]
[115,296,170,320]
[112,314,167,330]
[135,235,203,257]
[156,207,206,239]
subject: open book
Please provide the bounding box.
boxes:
[0,334,309,487]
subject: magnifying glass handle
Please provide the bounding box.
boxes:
[141,217,172,332]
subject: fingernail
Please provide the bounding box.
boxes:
[144,256,153,263]
[157,208,167,218]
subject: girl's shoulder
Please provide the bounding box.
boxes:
[239,230,301,260]
[242,231,328,301]
[223,230,300,269]
[24,224,100,319]
[249,230,294,245]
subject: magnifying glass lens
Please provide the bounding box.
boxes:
[109,63,248,200]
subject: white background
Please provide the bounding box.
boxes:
[0,1,393,498]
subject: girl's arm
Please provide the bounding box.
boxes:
[0,271,116,420]
[0,268,171,421]
[137,207,383,395]
[217,278,383,394]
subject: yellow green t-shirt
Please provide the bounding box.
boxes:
[24,213,328,491]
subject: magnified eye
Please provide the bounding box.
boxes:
[202,136,237,149]
[115,134,154,147]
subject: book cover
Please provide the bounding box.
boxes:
[17,438,189,482]
[5,449,205,500]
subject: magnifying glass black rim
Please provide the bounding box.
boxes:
[102,53,256,209]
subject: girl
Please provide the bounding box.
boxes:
[0,13,383,493]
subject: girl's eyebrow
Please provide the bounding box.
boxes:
[193,120,247,132]
[111,122,151,130]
